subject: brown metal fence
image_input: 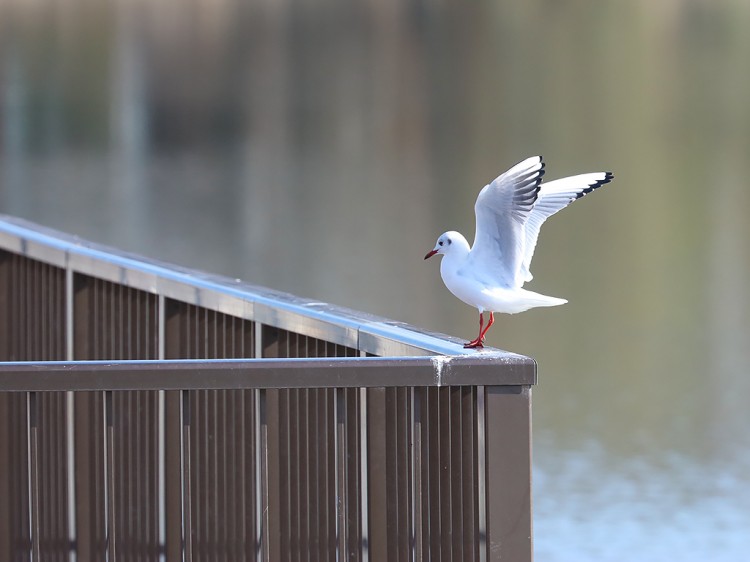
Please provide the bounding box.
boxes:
[0,216,536,562]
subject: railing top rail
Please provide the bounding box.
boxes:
[0,356,536,391]
[0,215,534,363]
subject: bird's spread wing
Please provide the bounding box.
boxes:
[519,171,614,282]
[461,156,545,288]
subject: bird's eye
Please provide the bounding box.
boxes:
[438,241,444,246]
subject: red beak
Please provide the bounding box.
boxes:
[424,249,438,260]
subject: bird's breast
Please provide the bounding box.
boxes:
[440,262,485,309]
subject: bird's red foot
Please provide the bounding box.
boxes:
[463,339,484,349]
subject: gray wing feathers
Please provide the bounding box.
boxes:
[520,171,613,282]
[475,156,545,218]
[465,156,546,288]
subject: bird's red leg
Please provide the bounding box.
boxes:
[478,312,495,342]
[464,312,485,348]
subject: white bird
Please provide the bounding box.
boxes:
[425,156,613,348]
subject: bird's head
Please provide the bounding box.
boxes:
[424,231,465,260]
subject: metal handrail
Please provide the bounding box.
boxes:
[0,355,535,391]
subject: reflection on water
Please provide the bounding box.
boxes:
[2,1,750,559]
[535,437,750,561]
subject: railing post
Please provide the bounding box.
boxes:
[484,385,533,562]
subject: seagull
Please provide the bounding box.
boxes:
[424,156,613,348]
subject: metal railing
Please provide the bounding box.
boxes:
[0,216,536,562]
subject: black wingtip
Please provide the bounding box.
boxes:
[574,171,614,199]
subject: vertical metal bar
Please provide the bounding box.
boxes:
[20,254,27,357]
[207,390,215,561]
[158,295,166,360]
[73,276,98,561]
[196,390,205,562]
[122,392,130,560]
[164,299,185,562]
[73,394,91,562]
[314,388,324,561]
[477,387,486,562]
[37,261,62,555]
[28,258,35,360]
[259,388,269,562]
[254,321,264,561]
[326,388,335,562]
[105,391,115,562]
[366,387,386,562]
[212,390,221,559]
[131,393,140,559]
[385,389,398,562]
[0,251,10,361]
[264,387,280,562]
[298,389,309,562]
[411,388,421,562]
[57,393,68,562]
[14,393,31,560]
[39,262,46,359]
[158,390,166,562]
[20,255,27,359]
[0,394,11,561]
[204,389,213,558]
[158,295,167,562]
[334,389,344,562]
[450,387,464,562]
[65,391,76,562]
[29,392,40,562]
[143,392,152,561]
[483,386,532,562]
[234,390,244,562]
[461,387,478,562]
[92,278,99,359]
[182,390,193,562]
[425,387,440,559]
[397,388,410,562]
[322,388,332,562]
[358,348,369,562]
[243,390,252,561]
[286,388,297,562]
[65,267,77,562]
[439,387,452,562]
[219,389,229,560]
[31,257,38,359]
[164,390,183,562]
[253,389,262,562]
[38,393,48,561]
[35,259,41,359]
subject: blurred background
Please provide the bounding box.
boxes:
[2,0,749,559]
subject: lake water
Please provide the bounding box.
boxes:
[2,1,750,559]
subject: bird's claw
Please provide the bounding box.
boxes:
[463,339,484,349]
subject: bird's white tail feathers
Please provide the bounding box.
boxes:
[505,289,567,314]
